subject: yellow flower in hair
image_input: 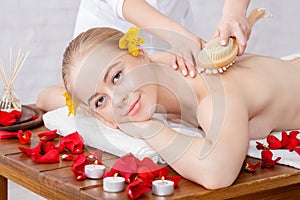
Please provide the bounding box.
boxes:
[63,92,78,116]
[119,27,145,56]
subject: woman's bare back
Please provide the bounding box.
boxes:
[157,53,300,140]
[220,54,300,138]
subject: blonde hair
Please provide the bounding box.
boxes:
[62,27,123,103]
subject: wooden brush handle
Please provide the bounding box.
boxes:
[247,8,266,27]
[197,8,266,73]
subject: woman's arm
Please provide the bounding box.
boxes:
[36,83,66,112]
[118,96,249,189]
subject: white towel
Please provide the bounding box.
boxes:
[247,131,300,169]
[43,107,165,163]
[43,106,300,168]
[280,53,300,61]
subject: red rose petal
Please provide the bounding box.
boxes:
[244,161,261,173]
[61,154,74,161]
[0,110,17,126]
[41,141,56,153]
[104,153,138,183]
[10,110,22,119]
[57,132,84,154]
[17,130,32,145]
[158,167,170,179]
[256,141,269,150]
[261,150,281,168]
[267,135,282,149]
[38,130,59,142]
[19,141,43,156]
[71,154,88,180]
[127,179,151,199]
[138,157,163,177]
[0,130,17,139]
[136,166,155,187]
[33,149,60,163]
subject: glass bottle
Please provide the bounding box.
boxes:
[0,87,22,112]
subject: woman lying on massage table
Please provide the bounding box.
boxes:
[36,27,300,189]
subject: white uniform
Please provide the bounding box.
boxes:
[73,0,195,37]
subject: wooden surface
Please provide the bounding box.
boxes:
[1,125,300,200]
[0,105,44,131]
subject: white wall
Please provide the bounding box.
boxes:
[0,0,80,104]
[0,0,299,105]
[190,0,300,57]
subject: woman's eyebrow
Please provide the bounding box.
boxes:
[87,93,98,106]
[103,61,121,83]
[87,61,121,106]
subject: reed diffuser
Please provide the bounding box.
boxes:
[0,49,29,112]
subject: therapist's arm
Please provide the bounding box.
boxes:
[215,0,251,55]
[122,0,205,78]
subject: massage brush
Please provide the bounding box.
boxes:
[197,8,267,75]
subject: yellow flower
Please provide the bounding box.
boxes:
[62,92,78,116]
[119,27,145,56]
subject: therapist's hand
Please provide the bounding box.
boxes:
[169,35,206,78]
[123,0,205,78]
[214,13,251,56]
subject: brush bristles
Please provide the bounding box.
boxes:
[198,37,238,70]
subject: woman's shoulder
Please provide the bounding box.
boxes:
[36,83,66,112]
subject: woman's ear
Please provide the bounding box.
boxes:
[138,49,149,60]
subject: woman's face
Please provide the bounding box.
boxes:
[73,45,158,126]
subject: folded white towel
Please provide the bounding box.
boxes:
[43,107,165,163]
[43,106,300,169]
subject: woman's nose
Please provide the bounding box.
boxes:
[112,92,128,107]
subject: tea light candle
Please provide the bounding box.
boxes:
[84,164,105,179]
[152,179,174,196]
[103,176,125,192]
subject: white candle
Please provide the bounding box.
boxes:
[84,164,105,179]
[103,176,125,192]
[152,180,174,196]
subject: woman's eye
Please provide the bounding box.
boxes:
[95,96,106,108]
[112,71,121,84]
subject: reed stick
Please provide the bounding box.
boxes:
[0,59,9,89]
[0,49,29,90]
[0,49,29,111]
[9,51,29,88]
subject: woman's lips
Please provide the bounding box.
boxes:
[128,96,141,116]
